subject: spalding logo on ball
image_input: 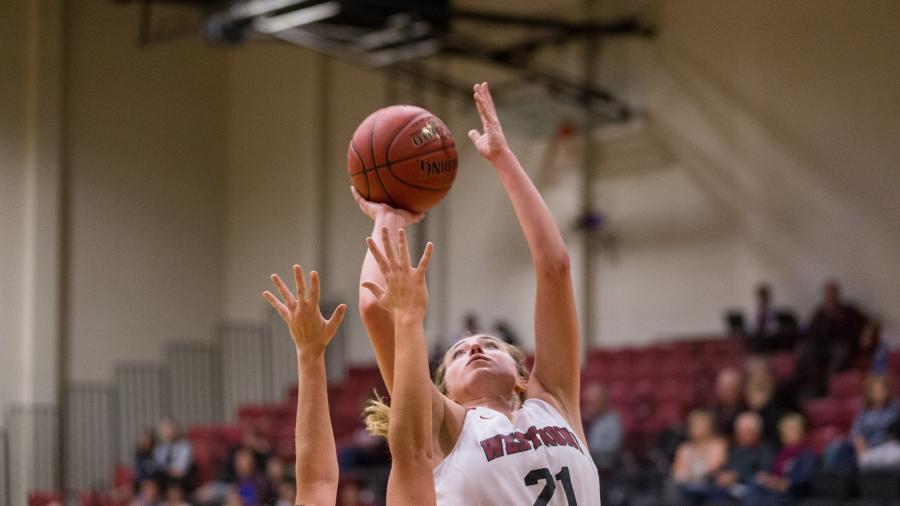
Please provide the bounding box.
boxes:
[347,105,457,213]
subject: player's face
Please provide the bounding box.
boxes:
[441,335,520,402]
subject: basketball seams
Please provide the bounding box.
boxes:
[349,142,371,199]
[382,112,456,198]
[369,116,400,208]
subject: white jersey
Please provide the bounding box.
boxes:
[434,398,601,505]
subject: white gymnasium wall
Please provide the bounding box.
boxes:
[66,0,229,382]
[221,0,900,356]
[0,0,32,415]
[615,0,900,332]
[3,0,898,407]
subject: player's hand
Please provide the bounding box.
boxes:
[263,265,346,358]
[362,227,433,319]
[467,82,510,162]
[351,186,424,226]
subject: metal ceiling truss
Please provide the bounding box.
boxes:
[130,0,654,119]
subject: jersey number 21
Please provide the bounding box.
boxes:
[524,466,577,505]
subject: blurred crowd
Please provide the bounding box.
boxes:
[114,421,297,506]
[578,280,896,505]
[68,279,893,506]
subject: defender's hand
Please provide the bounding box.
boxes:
[467,82,510,162]
[361,227,433,319]
[263,265,346,357]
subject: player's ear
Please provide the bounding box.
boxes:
[514,377,528,396]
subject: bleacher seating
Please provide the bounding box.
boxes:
[54,333,900,505]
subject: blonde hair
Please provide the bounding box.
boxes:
[778,412,805,433]
[364,336,529,437]
[864,374,894,409]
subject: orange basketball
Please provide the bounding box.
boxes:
[347,105,457,213]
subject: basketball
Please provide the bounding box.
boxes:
[347,105,458,213]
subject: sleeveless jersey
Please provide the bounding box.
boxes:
[434,398,601,505]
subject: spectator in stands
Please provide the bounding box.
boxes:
[163,483,189,506]
[454,312,481,341]
[262,455,288,504]
[713,412,776,501]
[671,409,728,505]
[859,411,900,470]
[493,319,520,347]
[132,478,161,506]
[853,375,899,458]
[752,283,778,339]
[232,447,267,505]
[852,320,889,374]
[274,480,297,506]
[744,413,815,506]
[337,477,377,506]
[224,426,272,482]
[798,280,868,396]
[582,383,623,472]
[745,378,788,445]
[152,418,194,491]
[746,284,799,353]
[712,368,745,437]
[744,355,796,415]
[134,429,158,484]
[826,374,900,471]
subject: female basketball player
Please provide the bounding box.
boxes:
[355,82,600,504]
[264,232,437,506]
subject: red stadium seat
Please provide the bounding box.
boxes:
[642,401,686,434]
[656,378,695,406]
[770,351,796,381]
[807,425,845,455]
[830,370,866,399]
[804,398,841,428]
[29,492,62,506]
[889,349,900,373]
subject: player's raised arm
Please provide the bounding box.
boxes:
[362,228,436,505]
[467,82,582,435]
[353,187,423,393]
[263,266,346,506]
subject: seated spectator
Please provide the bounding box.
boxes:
[712,368,745,437]
[582,383,623,472]
[713,412,776,501]
[232,447,267,505]
[744,413,816,506]
[859,410,900,470]
[826,374,900,471]
[852,321,889,374]
[163,483,189,506]
[797,280,868,397]
[134,429,158,484]
[262,455,288,504]
[745,378,788,445]
[337,477,377,506]
[671,409,728,505]
[131,478,160,506]
[338,425,390,472]
[152,418,194,491]
[224,426,272,482]
[274,480,297,506]
[853,375,899,458]
[744,355,795,407]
